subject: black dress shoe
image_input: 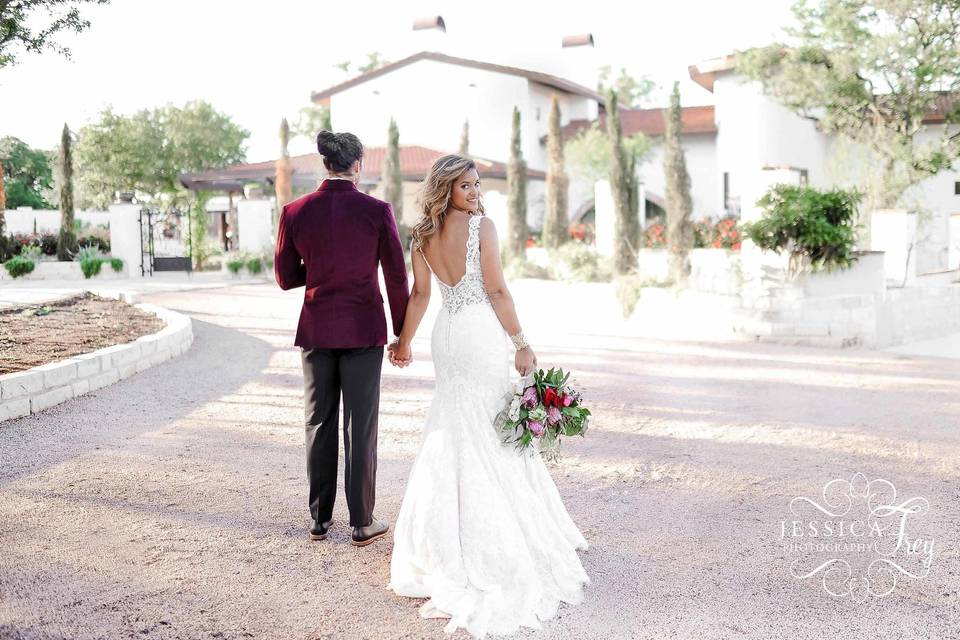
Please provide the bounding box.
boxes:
[351,517,389,547]
[309,518,333,540]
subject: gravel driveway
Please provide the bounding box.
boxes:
[1,282,958,639]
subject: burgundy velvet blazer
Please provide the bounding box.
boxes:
[274,179,410,349]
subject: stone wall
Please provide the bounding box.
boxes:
[0,301,193,422]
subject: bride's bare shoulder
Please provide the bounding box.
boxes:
[478,216,498,242]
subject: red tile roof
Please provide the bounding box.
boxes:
[180,145,544,191]
[311,51,605,104]
[558,105,717,141]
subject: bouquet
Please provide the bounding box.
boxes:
[494,368,590,460]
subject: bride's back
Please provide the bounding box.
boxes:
[420,213,474,287]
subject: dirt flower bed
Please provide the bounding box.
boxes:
[0,292,166,375]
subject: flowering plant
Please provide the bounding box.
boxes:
[495,368,590,460]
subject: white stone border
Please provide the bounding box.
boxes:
[0,294,194,422]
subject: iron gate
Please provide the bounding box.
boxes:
[139,207,193,275]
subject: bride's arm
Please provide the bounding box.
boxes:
[478,218,537,376]
[394,244,431,365]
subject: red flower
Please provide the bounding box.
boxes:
[544,387,560,408]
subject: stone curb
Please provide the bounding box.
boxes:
[0,292,193,422]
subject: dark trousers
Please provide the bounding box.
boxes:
[301,345,384,528]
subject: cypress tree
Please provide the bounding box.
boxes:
[274,117,294,231]
[459,119,469,156]
[506,107,528,260]
[543,95,569,249]
[57,123,77,261]
[382,117,403,222]
[606,90,639,274]
[663,81,694,284]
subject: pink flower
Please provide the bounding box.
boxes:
[528,420,545,436]
[562,394,574,407]
[521,387,538,408]
[546,406,561,425]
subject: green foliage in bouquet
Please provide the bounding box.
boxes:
[496,367,590,461]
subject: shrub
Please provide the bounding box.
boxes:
[568,222,595,244]
[503,256,550,280]
[39,233,58,256]
[643,223,666,248]
[226,259,244,274]
[0,235,16,262]
[4,255,35,278]
[74,245,105,279]
[109,257,124,272]
[614,274,649,318]
[20,244,42,263]
[77,234,111,253]
[549,243,612,282]
[742,184,862,272]
[245,257,263,274]
[693,217,741,250]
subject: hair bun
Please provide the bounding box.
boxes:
[316,130,341,155]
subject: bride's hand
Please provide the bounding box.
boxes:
[390,339,413,368]
[515,346,537,377]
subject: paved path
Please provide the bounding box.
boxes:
[1,282,958,639]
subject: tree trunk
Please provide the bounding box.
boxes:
[57,123,77,261]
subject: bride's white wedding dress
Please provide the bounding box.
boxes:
[387,214,590,638]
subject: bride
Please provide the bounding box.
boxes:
[385,154,590,638]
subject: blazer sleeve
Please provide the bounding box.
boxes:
[378,203,410,337]
[274,204,306,290]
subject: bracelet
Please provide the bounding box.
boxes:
[510,331,529,351]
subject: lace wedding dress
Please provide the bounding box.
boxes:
[387,214,590,639]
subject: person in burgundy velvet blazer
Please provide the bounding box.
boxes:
[274,130,409,547]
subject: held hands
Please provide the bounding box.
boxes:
[515,346,537,377]
[388,338,412,368]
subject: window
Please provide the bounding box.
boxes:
[955,181,960,195]
[535,107,541,121]
[800,169,809,185]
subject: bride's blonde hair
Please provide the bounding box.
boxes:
[410,154,484,251]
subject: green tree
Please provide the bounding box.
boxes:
[382,118,403,222]
[543,95,569,249]
[292,104,332,140]
[607,90,641,275]
[663,82,694,284]
[597,65,656,109]
[506,106,528,261]
[0,136,55,209]
[564,123,650,186]
[0,0,110,68]
[334,51,389,76]
[737,0,960,239]
[57,123,77,260]
[459,119,469,156]
[75,101,248,268]
[76,101,248,207]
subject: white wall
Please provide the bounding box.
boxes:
[331,59,532,168]
[329,58,595,174]
[5,208,111,235]
[713,73,830,217]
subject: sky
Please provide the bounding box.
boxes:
[0,0,796,162]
